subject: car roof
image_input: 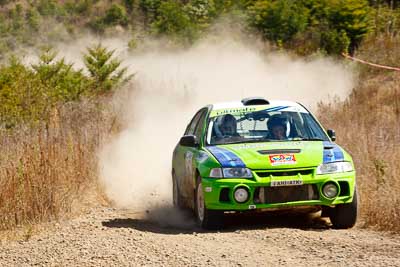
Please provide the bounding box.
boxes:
[211,100,305,111]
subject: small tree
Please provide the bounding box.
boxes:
[83,43,133,94]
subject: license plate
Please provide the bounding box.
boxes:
[270,180,303,187]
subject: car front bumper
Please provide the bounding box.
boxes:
[201,171,356,211]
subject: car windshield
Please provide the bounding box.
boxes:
[206,108,329,145]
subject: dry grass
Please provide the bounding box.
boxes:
[0,99,113,230]
[318,71,400,232]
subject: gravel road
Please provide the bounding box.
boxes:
[0,206,399,266]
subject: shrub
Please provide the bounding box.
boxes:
[102,4,128,26]
[83,43,133,94]
[327,0,371,53]
[320,28,351,54]
[248,0,310,43]
[37,0,59,17]
[31,48,88,102]
[26,8,41,32]
[185,0,216,28]
[151,0,198,43]
[140,0,162,22]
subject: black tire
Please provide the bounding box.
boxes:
[194,177,224,230]
[329,187,358,229]
[172,173,184,209]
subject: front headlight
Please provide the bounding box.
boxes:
[209,168,253,178]
[316,161,353,174]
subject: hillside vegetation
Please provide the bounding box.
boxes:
[0,0,399,232]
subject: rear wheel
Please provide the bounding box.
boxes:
[194,177,223,230]
[329,187,358,229]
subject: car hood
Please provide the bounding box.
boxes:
[206,141,345,170]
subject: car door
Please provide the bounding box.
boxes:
[173,108,208,202]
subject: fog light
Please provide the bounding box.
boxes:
[322,183,338,199]
[234,187,249,203]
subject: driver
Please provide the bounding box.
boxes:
[267,115,288,140]
[219,114,238,137]
[213,114,240,143]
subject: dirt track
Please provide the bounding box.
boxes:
[0,206,399,266]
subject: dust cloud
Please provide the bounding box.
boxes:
[55,35,354,226]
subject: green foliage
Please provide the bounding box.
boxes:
[140,0,162,22]
[320,28,351,54]
[0,45,132,128]
[124,0,135,12]
[102,4,128,26]
[37,0,59,17]
[31,48,87,101]
[185,0,216,27]
[89,4,128,32]
[0,57,48,128]
[83,43,133,93]
[249,0,310,43]
[247,0,371,54]
[369,4,400,35]
[65,0,93,15]
[26,8,41,32]
[151,0,198,43]
[128,38,138,50]
[327,0,371,52]
[0,0,10,6]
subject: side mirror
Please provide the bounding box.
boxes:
[179,135,198,147]
[327,129,336,141]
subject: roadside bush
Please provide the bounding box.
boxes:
[0,44,131,128]
[102,4,128,26]
[151,0,198,43]
[327,0,371,53]
[31,48,88,102]
[0,43,131,230]
[0,100,112,230]
[318,72,400,232]
[248,0,309,43]
[247,0,371,55]
[89,4,128,32]
[185,0,216,29]
[26,8,41,32]
[140,0,162,23]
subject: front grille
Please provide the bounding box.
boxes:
[254,184,319,204]
[256,169,313,177]
[257,149,301,155]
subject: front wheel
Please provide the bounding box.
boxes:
[329,187,358,229]
[194,177,223,230]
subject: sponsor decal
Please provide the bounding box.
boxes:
[271,180,303,187]
[269,154,297,166]
[211,105,293,118]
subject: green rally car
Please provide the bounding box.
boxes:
[172,97,357,230]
